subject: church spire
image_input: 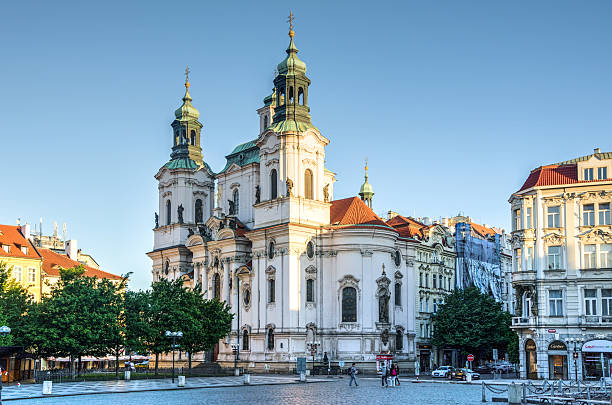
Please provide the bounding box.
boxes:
[168,67,204,166]
[359,159,374,208]
[269,12,315,133]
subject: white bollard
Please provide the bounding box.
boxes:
[124,370,131,381]
[234,368,240,376]
[507,382,521,405]
[466,373,472,383]
[299,372,306,382]
[243,373,251,385]
[42,381,53,395]
[177,375,185,387]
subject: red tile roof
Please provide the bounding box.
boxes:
[386,215,427,239]
[518,164,579,192]
[330,197,390,228]
[39,248,123,280]
[0,225,41,260]
[469,222,497,238]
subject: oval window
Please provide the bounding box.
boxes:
[307,241,315,259]
[394,250,402,267]
[243,289,251,306]
[268,240,275,260]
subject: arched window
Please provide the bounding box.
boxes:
[242,329,249,351]
[174,130,179,146]
[298,87,304,104]
[164,260,170,275]
[213,273,221,300]
[396,329,403,351]
[278,88,285,106]
[195,199,203,223]
[304,169,313,199]
[270,169,278,199]
[232,189,239,216]
[263,115,268,129]
[306,279,314,303]
[166,200,171,225]
[181,128,186,144]
[267,328,274,350]
[190,130,196,146]
[288,86,294,104]
[395,283,401,306]
[342,287,357,322]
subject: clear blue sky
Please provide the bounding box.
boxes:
[1,1,611,290]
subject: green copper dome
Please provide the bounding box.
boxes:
[277,36,307,75]
[359,162,374,207]
[174,85,200,121]
[360,180,374,196]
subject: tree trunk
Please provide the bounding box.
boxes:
[70,355,74,380]
[115,352,119,379]
[155,353,159,376]
[77,355,82,377]
[188,352,192,369]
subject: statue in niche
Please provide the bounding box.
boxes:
[286,178,294,197]
[228,199,236,215]
[154,212,159,228]
[255,185,261,204]
[216,186,223,209]
[323,184,329,202]
[177,204,184,224]
[379,291,390,323]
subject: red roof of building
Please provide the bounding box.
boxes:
[386,215,427,239]
[518,164,579,192]
[330,197,390,228]
[39,248,122,280]
[0,225,41,260]
[469,222,497,238]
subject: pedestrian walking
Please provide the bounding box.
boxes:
[348,363,359,386]
[380,362,388,387]
[390,365,397,387]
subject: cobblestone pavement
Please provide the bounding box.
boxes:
[1,375,324,401]
[4,378,484,404]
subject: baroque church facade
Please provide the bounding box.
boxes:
[147,26,455,372]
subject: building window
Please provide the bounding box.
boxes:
[304,169,313,199]
[526,207,532,228]
[21,246,28,255]
[547,246,562,269]
[27,267,36,283]
[583,204,595,226]
[213,273,221,300]
[584,244,596,269]
[419,298,423,312]
[270,169,278,199]
[306,279,314,303]
[515,248,522,272]
[601,244,612,268]
[306,241,315,259]
[432,274,437,289]
[396,329,403,351]
[242,330,249,351]
[268,240,275,260]
[513,209,521,231]
[13,266,22,282]
[195,199,203,223]
[433,298,437,313]
[263,115,268,129]
[547,206,561,228]
[243,288,251,306]
[526,247,534,270]
[268,278,275,303]
[394,283,401,306]
[425,298,429,312]
[598,167,608,180]
[166,200,172,225]
[585,289,598,316]
[341,287,357,322]
[584,168,594,181]
[190,130,196,146]
[602,289,612,317]
[425,323,430,338]
[549,290,563,316]
[419,273,423,287]
[267,329,274,350]
[425,274,429,288]
[232,189,239,216]
[600,203,611,225]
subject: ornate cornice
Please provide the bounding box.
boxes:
[579,228,612,243]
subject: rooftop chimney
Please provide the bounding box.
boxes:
[65,239,78,261]
[594,147,601,154]
[20,223,31,240]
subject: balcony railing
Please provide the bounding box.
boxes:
[580,315,612,325]
[511,271,536,283]
[512,316,536,326]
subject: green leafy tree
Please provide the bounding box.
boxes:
[181,284,233,369]
[0,262,32,346]
[432,287,514,364]
[124,289,154,359]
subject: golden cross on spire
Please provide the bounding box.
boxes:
[184,65,191,88]
[287,11,295,37]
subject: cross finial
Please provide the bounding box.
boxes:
[287,11,295,37]
[184,65,191,88]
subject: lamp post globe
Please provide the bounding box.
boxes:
[0,326,10,336]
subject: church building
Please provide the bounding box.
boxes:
[148,23,455,372]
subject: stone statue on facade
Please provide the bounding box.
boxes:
[255,185,261,204]
[177,204,184,224]
[216,186,223,208]
[154,212,159,228]
[323,184,329,202]
[228,199,236,215]
[379,292,390,323]
[286,178,294,197]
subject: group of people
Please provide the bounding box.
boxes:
[380,362,400,387]
[347,362,401,387]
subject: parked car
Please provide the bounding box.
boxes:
[474,364,492,373]
[449,368,481,381]
[432,366,455,378]
[492,362,514,373]
[134,360,149,369]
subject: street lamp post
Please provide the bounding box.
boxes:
[566,337,584,381]
[165,331,183,383]
[231,343,238,375]
[306,342,319,374]
[0,325,12,403]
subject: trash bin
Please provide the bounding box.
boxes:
[42,381,53,395]
[178,376,185,387]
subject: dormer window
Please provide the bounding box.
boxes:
[598,167,608,180]
[21,246,28,255]
[2,245,9,253]
[584,168,594,181]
